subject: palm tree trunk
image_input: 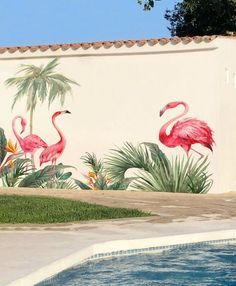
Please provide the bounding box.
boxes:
[29,107,33,134]
[29,107,35,169]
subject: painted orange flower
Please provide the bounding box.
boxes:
[5,139,19,168]
[88,171,96,179]
[8,160,14,168]
[5,139,18,154]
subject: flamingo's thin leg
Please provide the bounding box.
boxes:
[191,148,204,159]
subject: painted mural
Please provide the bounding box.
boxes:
[159,101,214,157]
[0,58,214,193]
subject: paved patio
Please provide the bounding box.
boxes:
[0,188,235,285]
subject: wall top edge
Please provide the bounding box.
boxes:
[0,35,233,59]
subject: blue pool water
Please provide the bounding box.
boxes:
[38,244,236,286]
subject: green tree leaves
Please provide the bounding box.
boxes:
[138,0,158,11]
[165,0,236,36]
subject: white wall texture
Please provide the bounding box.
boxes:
[0,37,235,193]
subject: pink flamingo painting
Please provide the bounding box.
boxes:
[12,116,48,166]
[159,101,214,157]
[39,110,71,166]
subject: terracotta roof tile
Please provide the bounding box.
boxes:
[147,39,159,46]
[71,43,81,50]
[81,42,92,49]
[136,40,146,47]
[61,44,70,51]
[0,36,232,55]
[39,45,49,52]
[50,44,61,51]
[92,42,103,49]
[0,48,7,54]
[8,47,18,53]
[30,46,38,52]
[19,46,30,53]
[103,41,113,48]
[114,40,124,48]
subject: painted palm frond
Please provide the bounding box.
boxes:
[105,142,212,193]
[0,128,7,165]
[81,152,103,175]
[18,163,75,188]
[1,158,32,187]
[78,152,133,190]
[104,142,153,183]
[5,58,79,134]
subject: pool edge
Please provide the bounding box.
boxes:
[6,229,236,286]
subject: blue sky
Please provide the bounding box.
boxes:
[0,0,178,47]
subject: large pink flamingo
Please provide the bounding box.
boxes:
[159,101,214,157]
[12,116,48,166]
[39,110,71,166]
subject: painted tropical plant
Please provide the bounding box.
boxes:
[0,128,30,187]
[0,127,76,188]
[18,163,77,189]
[5,58,78,134]
[105,142,213,193]
[75,152,132,190]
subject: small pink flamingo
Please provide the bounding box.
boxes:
[12,116,48,166]
[39,110,71,166]
[159,101,214,157]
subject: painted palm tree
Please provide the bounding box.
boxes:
[5,58,79,134]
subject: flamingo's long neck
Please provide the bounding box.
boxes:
[159,102,189,146]
[52,114,66,145]
[12,116,24,146]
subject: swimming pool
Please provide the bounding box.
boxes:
[38,243,236,286]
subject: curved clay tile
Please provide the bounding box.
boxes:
[81,43,92,49]
[114,41,124,48]
[137,40,146,47]
[8,47,18,53]
[71,43,81,50]
[19,46,30,53]
[50,45,60,51]
[159,38,169,45]
[170,37,182,45]
[125,40,135,47]
[103,41,113,48]
[92,42,103,49]
[61,44,70,51]
[30,46,38,52]
[193,36,203,43]
[182,37,193,44]
[39,45,49,52]
[203,35,217,42]
[147,39,158,46]
[0,48,7,54]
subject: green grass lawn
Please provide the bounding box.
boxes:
[0,195,149,224]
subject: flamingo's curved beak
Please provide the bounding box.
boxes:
[65,110,71,114]
[20,125,26,134]
[159,108,166,117]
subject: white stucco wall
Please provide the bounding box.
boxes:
[0,37,235,193]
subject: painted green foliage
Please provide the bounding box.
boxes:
[105,142,212,193]
[5,58,78,134]
[2,59,213,192]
